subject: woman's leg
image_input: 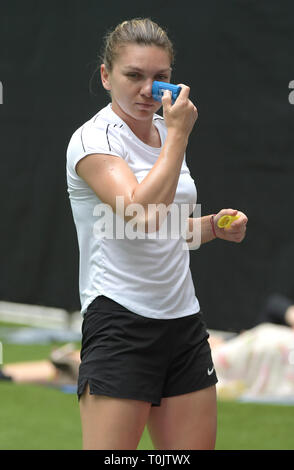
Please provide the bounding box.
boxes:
[147,385,217,450]
[79,384,151,450]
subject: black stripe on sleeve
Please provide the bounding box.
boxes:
[93,112,101,123]
[106,124,111,151]
[80,126,86,152]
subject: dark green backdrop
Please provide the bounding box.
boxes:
[0,0,293,331]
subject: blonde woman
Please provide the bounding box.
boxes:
[66,18,248,450]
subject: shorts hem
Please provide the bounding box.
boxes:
[77,378,161,406]
[160,376,218,404]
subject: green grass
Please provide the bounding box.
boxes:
[1,342,294,450]
[0,382,82,450]
[216,400,294,450]
[1,381,293,450]
[0,381,154,450]
[2,341,84,364]
[2,342,68,364]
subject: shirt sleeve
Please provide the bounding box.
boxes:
[67,122,125,179]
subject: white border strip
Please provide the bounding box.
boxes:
[0,301,81,331]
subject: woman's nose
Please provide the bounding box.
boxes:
[140,80,153,97]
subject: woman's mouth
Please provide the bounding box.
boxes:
[135,102,154,108]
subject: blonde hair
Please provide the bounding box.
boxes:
[100,18,175,71]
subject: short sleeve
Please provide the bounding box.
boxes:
[66,121,125,179]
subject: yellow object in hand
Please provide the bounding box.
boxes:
[217,215,240,229]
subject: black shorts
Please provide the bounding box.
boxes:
[77,295,217,406]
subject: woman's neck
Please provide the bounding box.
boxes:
[111,101,160,148]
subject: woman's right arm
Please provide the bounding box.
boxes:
[76,85,197,226]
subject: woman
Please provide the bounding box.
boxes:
[66,18,248,450]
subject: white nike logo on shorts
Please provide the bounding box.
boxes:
[207,366,214,376]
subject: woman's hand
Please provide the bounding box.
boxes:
[162,84,198,139]
[213,209,248,243]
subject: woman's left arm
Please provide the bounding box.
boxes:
[186,208,248,248]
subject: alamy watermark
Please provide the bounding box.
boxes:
[93,197,202,250]
[0,341,3,365]
[0,81,3,104]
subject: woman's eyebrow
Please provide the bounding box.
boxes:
[123,66,172,73]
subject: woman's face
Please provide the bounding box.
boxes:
[101,44,172,123]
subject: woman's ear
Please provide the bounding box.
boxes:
[101,64,111,91]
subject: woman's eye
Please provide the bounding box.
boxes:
[126,73,140,79]
[156,75,169,81]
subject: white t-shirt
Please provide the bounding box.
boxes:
[66,103,200,318]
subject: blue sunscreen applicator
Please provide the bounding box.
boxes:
[152,81,181,104]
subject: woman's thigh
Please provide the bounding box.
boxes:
[147,385,217,450]
[79,384,151,450]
